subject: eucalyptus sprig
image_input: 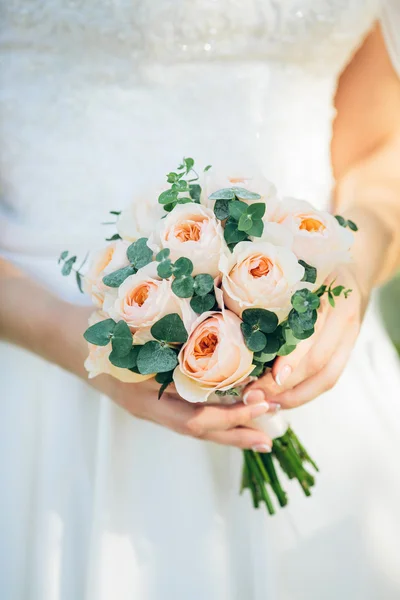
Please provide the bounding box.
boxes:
[103,210,122,241]
[315,280,353,307]
[102,237,153,288]
[208,187,265,250]
[334,215,358,232]
[58,250,88,293]
[158,158,210,213]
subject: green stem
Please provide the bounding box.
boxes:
[260,453,288,507]
[248,451,275,515]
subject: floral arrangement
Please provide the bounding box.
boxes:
[59,158,356,515]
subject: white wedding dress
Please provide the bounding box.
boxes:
[1,1,400,599]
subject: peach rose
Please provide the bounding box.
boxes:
[84,312,152,383]
[117,194,164,243]
[173,310,254,403]
[204,173,278,209]
[267,198,354,283]
[156,203,227,277]
[103,262,196,341]
[84,240,130,307]
[220,241,305,322]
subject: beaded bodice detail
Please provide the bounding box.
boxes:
[0,1,379,262]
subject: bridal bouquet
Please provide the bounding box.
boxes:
[60,158,356,515]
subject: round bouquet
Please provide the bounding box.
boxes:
[60,158,356,515]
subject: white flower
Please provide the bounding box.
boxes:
[117,196,164,242]
[157,202,227,277]
[220,241,305,322]
[84,240,130,307]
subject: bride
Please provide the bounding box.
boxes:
[1,2,400,599]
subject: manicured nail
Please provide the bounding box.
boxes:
[252,444,272,453]
[268,402,281,413]
[275,365,292,386]
[243,389,265,405]
[249,403,269,418]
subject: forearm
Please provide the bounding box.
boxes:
[0,258,91,379]
[334,133,400,290]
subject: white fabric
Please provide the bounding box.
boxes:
[1,1,400,599]
[381,0,400,76]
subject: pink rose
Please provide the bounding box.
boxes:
[173,310,254,403]
[220,241,305,322]
[156,203,227,277]
[84,240,130,307]
[103,262,196,342]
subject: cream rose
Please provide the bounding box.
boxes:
[220,241,305,322]
[104,262,196,341]
[173,310,254,403]
[268,198,354,283]
[84,240,130,307]
[84,312,152,383]
[117,195,164,242]
[156,203,227,277]
[204,173,278,209]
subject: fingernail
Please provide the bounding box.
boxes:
[275,365,292,386]
[252,444,272,453]
[268,402,281,413]
[249,403,269,418]
[243,389,265,405]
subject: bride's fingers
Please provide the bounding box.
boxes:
[205,427,272,451]
[272,333,356,409]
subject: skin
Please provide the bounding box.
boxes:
[245,25,400,409]
[1,26,400,451]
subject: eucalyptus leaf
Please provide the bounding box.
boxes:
[184,157,194,173]
[167,172,178,183]
[103,265,135,288]
[84,319,116,346]
[204,164,212,172]
[172,179,188,192]
[105,233,122,242]
[58,250,69,264]
[208,188,235,201]
[61,256,76,276]
[157,260,173,279]
[190,293,215,314]
[250,363,264,377]
[299,260,317,284]
[224,220,248,245]
[242,308,279,334]
[173,257,194,277]
[151,313,188,344]
[214,198,230,220]
[111,320,133,357]
[247,202,266,219]
[231,187,261,200]
[332,285,345,297]
[347,219,358,232]
[193,274,214,296]
[277,344,297,356]
[159,189,178,205]
[172,275,195,298]
[177,197,193,205]
[127,238,153,269]
[189,183,202,202]
[228,200,248,221]
[241,323,267,352]
[156,248,170,261]
[237,213,253,232]
[76,271,84,294]
[291,289,320,313]
[335,215,346,227]
[137,341,178,374]
[246,219,264,238]
[109,346,140,369]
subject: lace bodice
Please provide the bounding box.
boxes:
[0,0,380,275]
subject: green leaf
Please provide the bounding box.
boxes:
[84,319,116,346]
[172,275,195,298]
[61,256,76,276]
[172,179,188,192]
[167,172,178,183]
[58,250,69,264]
[224,220,249,246]
[176,197,193,205]
[103,265,135,287]
[190,294,215,314]
[250,363,264,377]
[237,213,253,232]
[156,370,175,399]
[109,210,121,216]
[109,346,140,369]
[291,289,320,313]
[157,260,173,279]
[344,289,352,299]
[328,292,335,307]
[193,274,214,296]
[156,248,170,261]
[111,320,133,357]
[214,198,230,220]
[241,323,267,352]
[246,219,264,238]
[253,351,277,364]
[242,308,279,334]
[184,157,194,173]
[299,260,317,284]
[159,189,178,205]
[288,308,317,337]
[335,215,347,227]
[231,187,261,200]
[151,313,188,344]
[137,341,178,374]
[247,203,266,219]
[105,233,122,242]
[173,257,193,277]
[208,188,236,201]
[315,284,327,297]
[189,183,202,202]
[347,219,358,232]
[228,200,248,221]
[204,164,212,172]
[332,285,345,297]
[163,202,177,212]
[277,344,297,356]
[75,271,83,293]
[127,238,153,269]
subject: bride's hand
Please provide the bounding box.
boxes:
[95,375,272,450]
[243,264,371,409]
